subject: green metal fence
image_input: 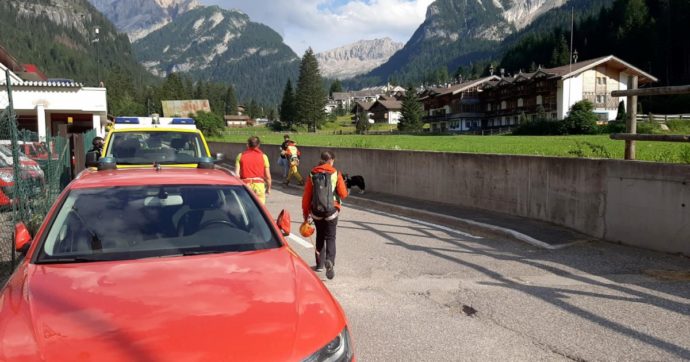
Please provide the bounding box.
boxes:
[1,70,72,282]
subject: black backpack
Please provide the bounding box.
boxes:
[311,172,337,218]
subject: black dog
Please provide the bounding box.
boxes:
[343,174,366,194]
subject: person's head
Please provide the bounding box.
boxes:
[92,137,104,148]
[283,134,290,141]
[319,151,335,165]
[247,136,260,149]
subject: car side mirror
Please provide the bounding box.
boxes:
[276,209,291,237]
[14,222,32,253]
[85,151,99,167]
[215,152,225,162]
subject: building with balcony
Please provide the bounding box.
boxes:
[421,55,657,132]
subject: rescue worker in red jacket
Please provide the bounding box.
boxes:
[302,151,348,280]
[235,136,271,204]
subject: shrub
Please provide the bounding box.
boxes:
[193,111,225,136]
[512,119,566,135]
[563,100,599,134]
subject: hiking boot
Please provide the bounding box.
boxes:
[325,260,334,280]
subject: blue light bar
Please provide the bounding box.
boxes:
[171,118,195,125]
[115,117,140,124]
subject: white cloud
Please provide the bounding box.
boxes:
[201,0,434,54]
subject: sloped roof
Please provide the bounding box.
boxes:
[332,92,351,101]
[353,100,374,111]
[373,99,402,111]
[429,76,501,96]
[542,55,657,83]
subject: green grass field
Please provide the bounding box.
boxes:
[211,118,690,164]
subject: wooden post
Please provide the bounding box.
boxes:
[625,75,638,160]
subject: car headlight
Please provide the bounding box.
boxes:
[303,327,353,362]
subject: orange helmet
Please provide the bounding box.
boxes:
[299,221,315,238]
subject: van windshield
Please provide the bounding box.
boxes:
[36,185,280,263]
[105,131,208,165]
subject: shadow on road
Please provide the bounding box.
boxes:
[342,208,690,359]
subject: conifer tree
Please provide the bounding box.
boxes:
[279,79,297,129]
[296,48,326,132]
[225,85,238,115]
[398,87,423,132]
[329,79,343,98]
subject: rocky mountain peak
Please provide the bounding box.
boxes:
[88,0,200,41]
[316,38,404,80]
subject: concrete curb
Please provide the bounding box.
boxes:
[281,183,583,250]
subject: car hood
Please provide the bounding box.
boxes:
[0,248,346,361]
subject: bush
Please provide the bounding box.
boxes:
[601,120,626,133]
[512,119,566,135]
[563,100,598,134]
[193,111,225,136]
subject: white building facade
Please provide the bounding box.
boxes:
[0,63,107,139]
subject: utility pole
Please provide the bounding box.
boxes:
[94,27,101,87]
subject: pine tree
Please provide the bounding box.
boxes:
[225,85,238,115]
[398,87,423,132]
[279,79,297,129]
[329,79,343,98]
[296,48,327,132]
[549,34,570,67]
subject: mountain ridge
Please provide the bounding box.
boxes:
[133,5,300,104]
[316,38,404,80]
[88,0,200,41]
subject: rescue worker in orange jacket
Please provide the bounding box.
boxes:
[235,136,271,204]
[301,151,348,280]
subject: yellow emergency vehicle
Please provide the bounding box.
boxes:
[92,115,219,169]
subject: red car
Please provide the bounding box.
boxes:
[0,157,14,209]
[0,161,354,361]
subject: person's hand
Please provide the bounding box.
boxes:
[266,187,271,195]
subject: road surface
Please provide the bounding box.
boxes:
[266,185,690,361]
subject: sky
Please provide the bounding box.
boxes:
[201,0,435,55]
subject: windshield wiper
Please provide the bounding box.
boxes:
[71,206,103,251]
[37,257,104,264]
[181,250,228,256]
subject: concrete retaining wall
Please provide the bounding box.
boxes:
[211,141,690,254]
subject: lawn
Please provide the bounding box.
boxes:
[210,130,690,164]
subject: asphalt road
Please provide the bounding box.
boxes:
[266,185,690,362]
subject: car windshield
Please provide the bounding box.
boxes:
[105,131,208,165]
[36,185,280,263]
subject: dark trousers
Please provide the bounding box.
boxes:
[314,216,338,268]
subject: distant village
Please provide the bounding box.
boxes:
[0,38,655,137]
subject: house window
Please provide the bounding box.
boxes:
[501,101,507,110]
[596,95,606,104]
[597,76,607,85]
[517,98,524,107]
[487,104,492,111]
[552,113,557,119]
[536,95,543,105]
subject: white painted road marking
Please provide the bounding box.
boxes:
[289,233,314,249]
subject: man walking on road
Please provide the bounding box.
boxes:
[302,151,348,279]
[235,136,271,204]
